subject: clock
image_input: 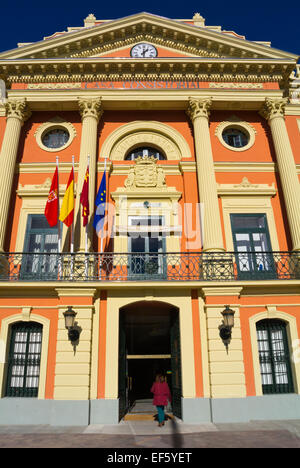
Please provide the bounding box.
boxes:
[130,43,158,58]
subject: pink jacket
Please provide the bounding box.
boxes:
[150,382,172,406]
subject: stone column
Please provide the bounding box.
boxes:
[0,99,31,252]
[187,98,224,251]
[260,98,300,251]
[76,97,103,251]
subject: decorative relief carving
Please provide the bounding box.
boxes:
[111,131,180,161]
[78,97,103,121]
[5,99,31,122]
[124,156,166,189]
[186,97,212,121]
[259,98,288,121]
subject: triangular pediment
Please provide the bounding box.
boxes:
[0,12,297,61]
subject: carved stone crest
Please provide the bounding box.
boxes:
[124,156,166,189]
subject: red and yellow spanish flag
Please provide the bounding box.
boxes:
[59,167,74,227]
[44,166,59,227]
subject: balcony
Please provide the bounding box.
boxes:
[0,251,300,282]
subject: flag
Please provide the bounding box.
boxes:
[80,166,89,227]
[93,170,106,237]
[59,167,74,227]
[44,166,59,227]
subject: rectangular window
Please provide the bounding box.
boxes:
[21,214,59,280]
[128,216,166,278]
[230,214,276,279]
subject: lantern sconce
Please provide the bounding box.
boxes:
[63,306,80,342]
[219,305,235,352]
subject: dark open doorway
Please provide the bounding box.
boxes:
[118,301,182,421]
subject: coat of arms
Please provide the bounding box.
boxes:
[124,156,166,188]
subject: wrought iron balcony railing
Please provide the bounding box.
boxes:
[0,251,300,282]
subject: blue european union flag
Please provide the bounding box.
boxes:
[93,170,106,236]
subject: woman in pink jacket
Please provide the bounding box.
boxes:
[150,374,172,427]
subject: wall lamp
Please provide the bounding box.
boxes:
[63,306,79,342]
[219,305,235,352]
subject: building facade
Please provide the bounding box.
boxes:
[0,12,300,425]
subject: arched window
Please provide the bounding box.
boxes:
[6,322,43,398]
[125,147,166,161]
[256,319,294,394]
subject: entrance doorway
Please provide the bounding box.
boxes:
[118,301,182,421]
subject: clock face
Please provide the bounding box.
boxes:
[130,43,158,58]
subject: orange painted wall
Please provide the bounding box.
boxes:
[285,115,300,165]
[210,111,275,163]
[0,305,58,399]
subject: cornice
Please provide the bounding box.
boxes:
[0,13,297,62]
[0,58,294,87]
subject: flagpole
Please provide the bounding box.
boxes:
[70,155,75,254]
[100,156,108,255]
[85,155,90,255]
[56,156,61,254]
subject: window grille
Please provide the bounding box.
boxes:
[256,319,294,394]
[6,322,43,398]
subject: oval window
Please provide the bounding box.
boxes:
[42,128,70,149]
[222,128,249,148]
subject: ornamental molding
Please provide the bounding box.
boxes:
[101,121,191,161]
[124,156,166,189]
[78,97,103,121]
[5,98,31,122]
[17,178,76,197]
[214,116,257,152]
[259,97,288,121]
[1,13,296,62]
[186,97,212,121]
[34,116,77,152]
[217,177,276,196]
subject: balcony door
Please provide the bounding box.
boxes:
[22,214,59,280]
[231,214,275,279]
[128,216,166,279]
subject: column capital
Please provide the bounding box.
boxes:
[5,99,31,123]
[259,97,288,121]
[78,97,103,122]
[186,97,212,122]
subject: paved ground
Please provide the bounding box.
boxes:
[0,419,300,448]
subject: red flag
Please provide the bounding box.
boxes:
[45,166,59,227]
[80,166,89,227]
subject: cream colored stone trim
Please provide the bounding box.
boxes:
[218,178,277,197]
[105,290,196,400]
[221,195,280,251]
[198,295,211,397]
[249,308,300,396]
[215,117,256,152]
[34,117,77,153]
[205,304,246,398]
[100,121,191,161]
[15,197,70,252]
[0,313,50,399]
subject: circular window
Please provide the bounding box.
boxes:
[34,118,77,153]
[222,128,249,148]
[215,120,256,152]
[125,146,166,161]
[42,128,70,149]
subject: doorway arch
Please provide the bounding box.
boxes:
[118,300,182,421]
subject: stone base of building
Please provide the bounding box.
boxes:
[1,395,300,426]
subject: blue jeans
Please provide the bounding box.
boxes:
[156,405,165,424]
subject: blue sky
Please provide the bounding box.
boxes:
[0,1,299,56]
